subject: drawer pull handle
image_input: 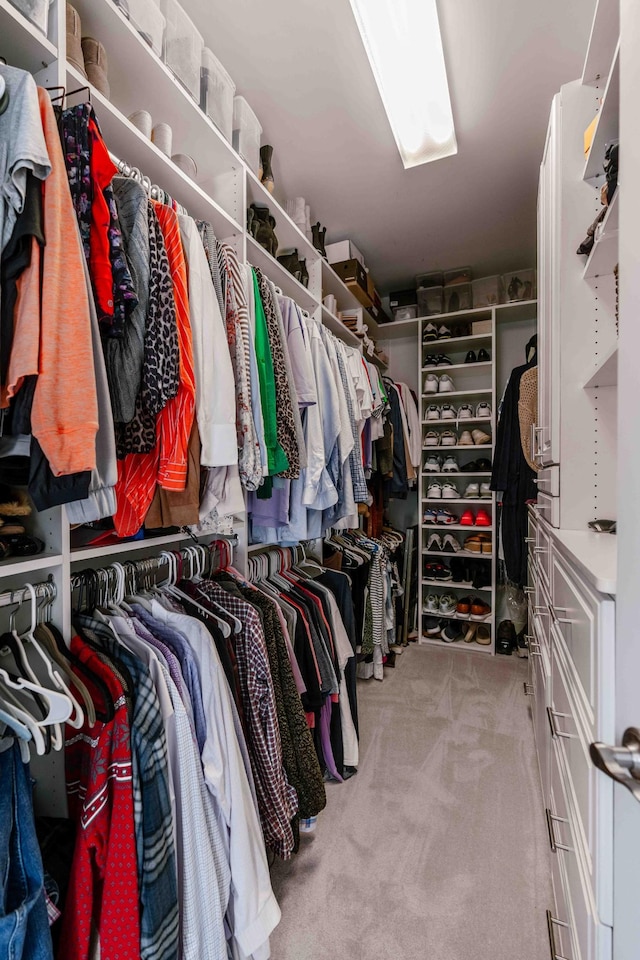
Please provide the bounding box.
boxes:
[523,681,534,696]
[545,807,573,853]
[546,910,571,960]
[547,706,573,740]
[534,547,547,554]
[524,587,534,595]
[590,727,640,803]
[525,537,536,543]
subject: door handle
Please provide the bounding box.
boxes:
[546,910,571,960]
[545,807,572,853]
[590,727,640,803]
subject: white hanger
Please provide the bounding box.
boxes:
[160,550,232,639]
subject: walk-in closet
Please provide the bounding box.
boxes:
[1,0,639,958]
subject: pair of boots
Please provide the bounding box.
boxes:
[285,197,312,240]
[67,3,110,98]
[259,146,275,193]
[311,222,327,259]
[277,249,309,288]
[450,557,491,588]
[247,204,278,258]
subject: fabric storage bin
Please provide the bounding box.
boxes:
[9,0,50,33]
[392,305,418,322]
[201,48,235,142]
[232,95,262,174]
[417,285,443,316]
[502,268,536,302]
[472,275,504,306]
[161,0,203,101]
[444,266,473,285]
[416,271,443,289]
[114,0,165,56]
[444,282,472,312]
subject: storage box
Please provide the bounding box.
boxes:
[9,0,50,33]
[339,308,365,333]
[326,240,365,268]
[332,259,370,306]
[416,270,444,289]
[472,275,504,307]
[392,305,418,322]
[201,47,235,142]
[389,288,417,310]
[444,282,472,312]
[444,266,473,286]
[366,272,375,303]
[472,319,492,334]
[114,0,164,57]
[232,95,262,175]
[161,0,203,101]
[417,286,443,316]
[502,269,536,302]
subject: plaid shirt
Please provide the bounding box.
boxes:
[75,615,179,960]
[197,582,298,859]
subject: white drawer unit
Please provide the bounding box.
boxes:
[536,490,561,528]
[536,464,560,497]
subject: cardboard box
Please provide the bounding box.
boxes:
[326,240,365,268]
[366,272,376,303]
[389,288,417,309]
[332,258,371,307]
[472,319,492,334]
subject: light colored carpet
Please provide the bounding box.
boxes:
[269,644,553,960]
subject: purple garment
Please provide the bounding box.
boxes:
[248,478,290,527]
[277,298,317,407]
[363,417,372,472]
[130,603,208,755]
[319,698,343,783]
[130,617,193,720]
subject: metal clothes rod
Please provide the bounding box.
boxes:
[0,578,56,611]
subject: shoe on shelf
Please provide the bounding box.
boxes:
[424,563,442,581]
[496,620,517,654]
[464,350,477,363]
[424,594,440,614]
[472,563,492,589]
[424,616,442,636]
[433,563,452,581]
[436,354,453,367]
[436,508,458,524]
[441,482,460,500]
[437,324,452,339]
[463,482,480,498]
[480,482,492,499]
[515,624,529,658]
[427,481,442,499]
[423,322,439,341]
[449,558,466,581]
[424,373,439,393]
[475,458,493,471]
[440,430,457,447]
[424,454,442,472]
[476,402,492,418]
[426,532,443,552]
[477,348,491,362]
[459,430,474,445]
[460,459,478,472]
[440,403,457,420]
[460,509,475,526]
[439,594,458,615]
[464,533,492,553]
[464,622,478,642]
[456,596,471,615]
[442,456,459,473]
[458,403,474,420]
[475,508,491,527]
[441,621,464,642]
[424,431,440,447]
[476,625,492,645]
[423,354,439,367]
[426,404,441,421]
[472,428,492,445]
[438,374,455,393]
[423,508,437,524]
[442,533,462,553]
[470,598,492,620]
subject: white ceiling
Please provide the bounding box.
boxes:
[188,0,595,294]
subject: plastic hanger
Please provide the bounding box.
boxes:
[0,691,45,755]
[161,550,232,638]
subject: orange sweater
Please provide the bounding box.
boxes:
[3,89,98,477]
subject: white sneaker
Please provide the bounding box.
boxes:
[472,428,492,445]
[426,533,443,551]
[464,482,480,498]
[426,404,441,421]
[424,374,439,394]
[476,402,492,419]
[442,482,460,499]
[424,454,442,472]
[438,374,455,393]
[437,324,452,339]
[427,481,442,499]
[423,323,438,341]
[442,533,462,553]
[440,430,458,447]
[440,403,457,420]
[480,482,492,499]
[424,431,440,447]
[459,430,474,445]
[442,456,459,473]
[425,594,440,614]
[458,403,474,420]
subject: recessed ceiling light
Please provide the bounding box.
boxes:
[348,0,457,168]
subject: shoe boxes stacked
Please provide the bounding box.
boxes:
[329,245,392,325]
[390,266,537,320]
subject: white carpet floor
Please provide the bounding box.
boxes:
[269,643,553,960]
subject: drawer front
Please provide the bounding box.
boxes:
[536,490,560,528]
[532,634,552,806]
[550,547,615,737]
[536,464,560,497]
[551,638,613,926]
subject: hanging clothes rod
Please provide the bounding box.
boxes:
[109,151,189,216]
[0,577,56,611]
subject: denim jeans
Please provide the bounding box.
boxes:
[0,740,54,960]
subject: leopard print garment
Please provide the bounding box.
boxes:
[255,268,300,479]
[115,202,179,458]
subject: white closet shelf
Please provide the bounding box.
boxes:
[422,524,493,532]
[582,190,618,279]
[65,63,242,240]
[421,611,494,625]
[380,300,536,343]
[247,236,320,312]
[369,353,389,371]
[421,389,493,400]
[422,361,492,373]
[70,531,203,562]
[423,417,493,426]
[320,260,379,334]
[422,498,493,505]
[320,306,361,347]
[582,342,618,388]
[246,170,318,264]
[583,42,619,181]
[421,579,492,592]
[582,0,619,85]
[420,636,493,654]
[421,472,492,478]
[0,0,57,72]
[422,548,492,560]
[423,332,492,351]
[0,553,64,578]
[68,0,240,179]
[421,444,493,451]
[551,528,617,595]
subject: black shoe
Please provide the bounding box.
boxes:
[424,355,439,367]
[436,354,453,366]
[461,460,478,472]
[496,620,516,655]
[471,560,492,589]
[424,616,442,635]
[449,558,466,582]
[441,621,464,642]
[477,348,491,362]
[515,623,529,658]
[474,458,492,471]
[464,350,476,363]
[433,563,452,581]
